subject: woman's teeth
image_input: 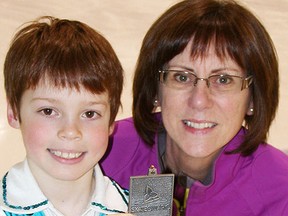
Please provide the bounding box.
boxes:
[183,120,215,129]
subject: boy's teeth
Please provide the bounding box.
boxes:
[50,150,82,159]
[183,120,215,129]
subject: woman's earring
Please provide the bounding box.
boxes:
[247,107,254,115]
[153,99,159,107]
[153,99,161,112]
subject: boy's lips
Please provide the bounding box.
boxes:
[48,149,83,159]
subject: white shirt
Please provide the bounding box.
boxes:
[0,160,129,215]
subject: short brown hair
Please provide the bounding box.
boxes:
[4,16,123,125]
[133,0,279,155]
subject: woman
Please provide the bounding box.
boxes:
[101,0,288,215]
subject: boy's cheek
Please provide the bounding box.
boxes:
[21,122,52,148]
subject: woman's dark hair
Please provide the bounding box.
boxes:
[133,0,278,155]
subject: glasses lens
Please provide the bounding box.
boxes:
[160,70,252,94]
[208,75,238,92]
[163,70,196,89]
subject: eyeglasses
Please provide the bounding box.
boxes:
[159,69,253,95]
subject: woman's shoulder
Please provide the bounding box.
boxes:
[109,116,142,150]
[253,143,288,167]
[247,143,288,179]
[107,115,158,152]
[101,117,141,166]
[100,116,158,189]
[113,116,138,136]
[232,144,288,214]
[252,144,288,212]
[233,143,288,193]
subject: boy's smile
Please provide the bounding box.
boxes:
[49,149,83,159]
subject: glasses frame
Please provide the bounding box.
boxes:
[159,69,253,91]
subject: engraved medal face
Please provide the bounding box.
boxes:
[129,173,175,216]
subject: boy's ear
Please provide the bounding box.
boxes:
[7,103,20,129]
[109,122,115,136]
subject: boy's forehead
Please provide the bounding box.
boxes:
[35,77,106,92]
[30,79,109,98]
[24,84,110,106]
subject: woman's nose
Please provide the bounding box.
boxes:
[188,81,213,110]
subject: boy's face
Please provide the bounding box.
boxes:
[7,80,113,182]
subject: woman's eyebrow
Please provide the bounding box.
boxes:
[168,65,195,72]
[211,67,242,75]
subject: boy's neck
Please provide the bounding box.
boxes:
[29,161,95,216]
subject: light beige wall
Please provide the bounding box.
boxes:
[0,0,287,176]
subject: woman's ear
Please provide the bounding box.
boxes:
[246,100,254,116]
[7,103,20,129]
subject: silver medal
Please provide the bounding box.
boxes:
[129,165,175,216]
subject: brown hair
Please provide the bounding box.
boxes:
[133,0,279,155]
[4,16,123,125]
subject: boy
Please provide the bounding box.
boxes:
[1,16,130,216]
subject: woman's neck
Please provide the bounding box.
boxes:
[165,136,219,182]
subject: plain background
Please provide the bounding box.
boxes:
[0,0,287,176]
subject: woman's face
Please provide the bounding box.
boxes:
[159,42,252,159]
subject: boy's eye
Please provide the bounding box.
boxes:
[83,111,99,119]
[40,108,54,116]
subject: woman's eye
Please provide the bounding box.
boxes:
[83,111,99,119]
[175,74,190,83]
[217,75,233,85]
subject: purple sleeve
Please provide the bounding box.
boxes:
[100,117,159,189]
[250,145,288,215]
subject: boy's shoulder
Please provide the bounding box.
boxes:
[0,160,48,215]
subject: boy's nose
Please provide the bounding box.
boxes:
[57,121,82,141]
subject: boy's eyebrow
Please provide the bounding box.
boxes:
[31,97,57,102]
[86,101,109,107]
[31,97,108,106]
